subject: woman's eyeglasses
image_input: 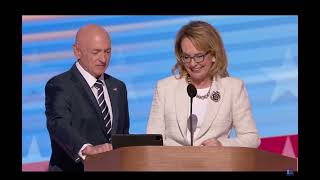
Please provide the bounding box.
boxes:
[180,51,210,64]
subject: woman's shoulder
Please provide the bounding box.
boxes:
[157,75,181,87]
[219,76,245,88]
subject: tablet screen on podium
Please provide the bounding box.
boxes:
[111,134,163,149]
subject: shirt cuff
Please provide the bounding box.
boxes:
[78,143,92,160]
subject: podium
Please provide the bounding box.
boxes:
[84,146,297,171]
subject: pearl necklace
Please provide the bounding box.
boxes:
[186,75,211,100]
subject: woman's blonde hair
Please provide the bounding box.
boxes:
[172,21,229,79]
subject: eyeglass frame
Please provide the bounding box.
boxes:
[180,51,211,64]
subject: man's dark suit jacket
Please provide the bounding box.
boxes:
[45,64,130,171]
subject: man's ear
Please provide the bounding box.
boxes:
[73,44,81,60]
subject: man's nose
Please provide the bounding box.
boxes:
[99,55,107,63]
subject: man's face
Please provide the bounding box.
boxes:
[75,33,111,78]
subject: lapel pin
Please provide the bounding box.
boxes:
[113,87,118,91]
[210,91,220,102]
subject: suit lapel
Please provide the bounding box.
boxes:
[70,65,108,137]
[104,75,119,134]
[195,76,224,140]
[175,78,189,140]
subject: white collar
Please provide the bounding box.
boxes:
[76,62,105,88]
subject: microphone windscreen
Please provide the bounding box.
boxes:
[187,84,197,98]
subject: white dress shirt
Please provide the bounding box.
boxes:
[76,62,113,160]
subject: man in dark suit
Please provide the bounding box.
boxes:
[45,24,130,171]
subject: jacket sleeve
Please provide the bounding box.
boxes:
[147,82,165,137]
[45,78,88,162]
[219,80,261,148]
[121,82,130,134]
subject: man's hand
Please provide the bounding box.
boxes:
[201,138,222,147]
[82,143,113,156]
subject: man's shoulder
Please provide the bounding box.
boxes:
[44,69,76,97]
[105,74,126,87]
[46,70,73,85]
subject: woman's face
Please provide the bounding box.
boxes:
[180,37,214,83]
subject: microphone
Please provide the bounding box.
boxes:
[187,84,197,98]
[187,84,197,146]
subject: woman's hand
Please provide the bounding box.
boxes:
[201,138,222,147]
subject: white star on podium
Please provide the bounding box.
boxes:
[282,136,296,158]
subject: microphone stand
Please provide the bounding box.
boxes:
[190,97,194,146]
[187,83,197,146]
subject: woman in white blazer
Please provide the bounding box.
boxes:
[147,21,260,148]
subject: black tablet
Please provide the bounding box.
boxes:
[111,134,163,149]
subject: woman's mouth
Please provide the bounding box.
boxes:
[191,67,202,73]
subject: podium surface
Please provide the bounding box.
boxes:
[84,146,297,171]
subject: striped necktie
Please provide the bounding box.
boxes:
[94,80,112,135]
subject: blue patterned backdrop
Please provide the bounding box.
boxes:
[22,15,298,164]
